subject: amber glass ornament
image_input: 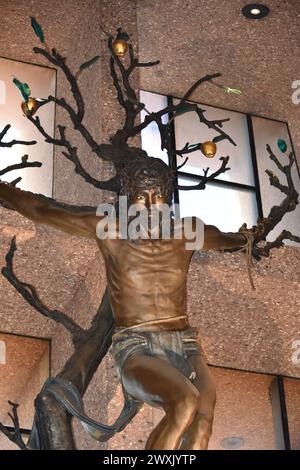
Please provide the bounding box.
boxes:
[21,97,38,116]
[112,39,128,57]
[200,141,217,158]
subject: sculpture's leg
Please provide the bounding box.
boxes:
[28,288,114,449]
[121,354,201,450]
[33,392,75,449]
[180,354,216,450]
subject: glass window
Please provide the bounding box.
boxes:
[178,175,258,232]
[140,91,298,236]
[251,116,300,247]
[140,90,169,165]
[173,98,255,186]
[0,57,56,196]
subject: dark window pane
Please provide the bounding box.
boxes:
[284,377,300,449]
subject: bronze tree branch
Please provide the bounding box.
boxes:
[0,124,36,147]
[2,237,85,345]
[0,401,27,450]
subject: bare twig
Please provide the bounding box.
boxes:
[0,155,42,176]
[177,157,189,171]
[179,73,221,105]
[256,230,300,257]
[1,237,85,345]
[177,156,230,190]
[0,401,27,450]
[0,125,36,147]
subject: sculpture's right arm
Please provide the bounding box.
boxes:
[0,182,100,239]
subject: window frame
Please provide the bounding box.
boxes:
[141,89,299,224]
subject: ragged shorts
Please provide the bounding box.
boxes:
[112,326,205,384]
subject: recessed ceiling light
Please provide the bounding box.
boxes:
[251,8,261,15]
[242,4,270,19]
[221,436,245,449]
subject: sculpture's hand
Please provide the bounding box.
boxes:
[238,221,267,260]
[238,218,269,242]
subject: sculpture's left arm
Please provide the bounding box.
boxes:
[202,224,247,251]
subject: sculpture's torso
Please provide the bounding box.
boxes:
[97,227,193,330]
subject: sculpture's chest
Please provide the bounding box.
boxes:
[102,238,191,273]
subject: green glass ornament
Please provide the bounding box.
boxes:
[13,78,31,101]
[174,103,194,117]
[211,81,242,95]
[222,86,242,95]
[30,16,44,43]
[277,139,287,153]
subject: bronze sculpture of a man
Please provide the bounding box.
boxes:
[0,156,250,449]
[0,22,298,451]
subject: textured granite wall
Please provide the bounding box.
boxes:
[0,0,299,450]
[137,0,300,165]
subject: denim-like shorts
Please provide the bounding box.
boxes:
[112,326,204,383]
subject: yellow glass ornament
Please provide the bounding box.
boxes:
[21,97,38,116]
[112,38,128,57]
[200,141,217,158]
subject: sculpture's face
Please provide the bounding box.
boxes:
[132,187,168,209]
[129,187,172,238]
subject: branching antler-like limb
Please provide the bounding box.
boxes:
[0,125,36,147]
[107,35,160,146]
[34,47,84,122]
[256,230,300,258]
[128,74,236,147]
[0,401,27,450]
[26,115,119,191]
[177,157,189,171]
[2,237,85,345]
[176,156,230,190]
[239,145,299,257]
[32,47,102,157]
[194,107,235,145]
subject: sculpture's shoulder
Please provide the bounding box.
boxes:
[174,216,205,251]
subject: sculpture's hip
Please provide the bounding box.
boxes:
[112,326,205,383]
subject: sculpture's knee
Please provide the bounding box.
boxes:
[169,388,201,428]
